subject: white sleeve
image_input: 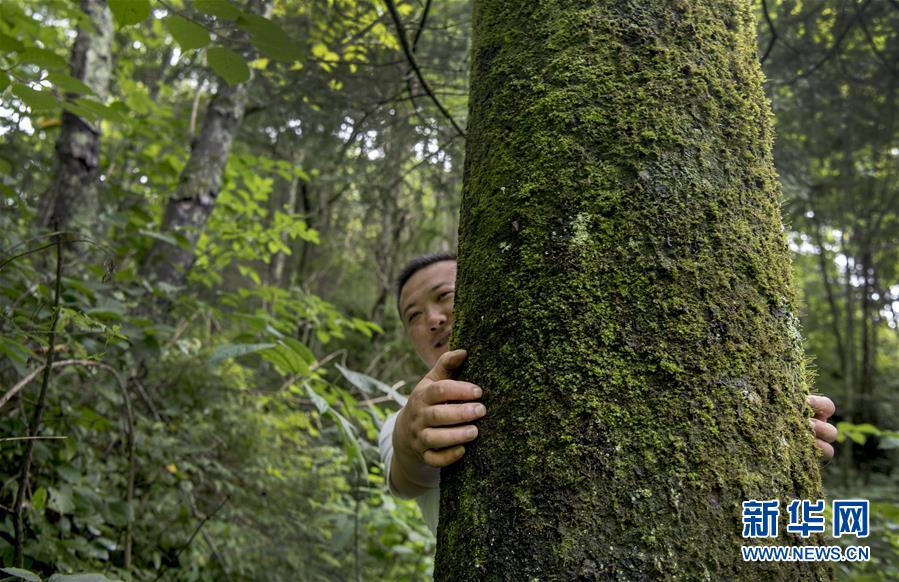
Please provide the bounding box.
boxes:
[378,410,440,499]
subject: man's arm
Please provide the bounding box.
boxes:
[387,349,486,498]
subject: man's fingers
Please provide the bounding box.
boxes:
[423,445,466,468]
[810,418,838,444]
[422,379,482,405]
[419,425,479,450]
[807,394,836,421]
[815,440,834,462]
[427,402,487,426]
[425,349,468,382]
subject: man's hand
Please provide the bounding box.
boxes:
[390,349,486,497]
[807,394,837,461]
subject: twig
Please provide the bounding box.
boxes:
[383,0,466,138]
[275,349,346,392]
[0,242,55,271]
[13,233,62,567]
[311,349,347,372]
[0,235,116,272]
[154,495,231,582]
[1,359,108,411]
[0,230,66,257]
[760,0,778,64]
[185,490,232,580]
[0,436,68,442]
[118,366,135,571]
[357,395,395,406]
[132,377,162,422]
[411,0,432,52]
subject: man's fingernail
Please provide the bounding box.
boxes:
[473,387,482,398]
[474,404,486,416]
[809,419,816,429]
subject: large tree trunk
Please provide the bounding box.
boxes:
[438,0,829,579]
[141,0,271,288]
[37,0,113,230]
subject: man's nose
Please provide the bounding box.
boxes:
[427,309,447,331]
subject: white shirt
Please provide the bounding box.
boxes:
[379,411,441,533]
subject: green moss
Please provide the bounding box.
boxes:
[437,0,829,579]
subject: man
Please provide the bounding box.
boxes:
[378,253,839,533]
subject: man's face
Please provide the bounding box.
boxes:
[399,260,457,368]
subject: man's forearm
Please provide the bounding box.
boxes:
[390,452,439,498]
[390,408,440,498]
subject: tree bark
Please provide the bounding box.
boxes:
[141,0,272,288]
[37,0,113,230]
[438,0,829,579]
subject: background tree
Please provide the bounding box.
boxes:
[36,0,113,230]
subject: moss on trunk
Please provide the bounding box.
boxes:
[437,0,831,578]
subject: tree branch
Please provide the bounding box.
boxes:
[383,0,466,138]
[411,0,432,53]
[760,0,778,64]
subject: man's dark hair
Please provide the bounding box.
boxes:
[395,252,456,316]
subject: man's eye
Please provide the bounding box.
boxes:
[439,291,454,301]
[408,312,421,323]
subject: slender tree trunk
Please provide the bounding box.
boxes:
[37,0,113,230]
[141,0,272,288]
[809,209,846,377]
[439,1,828,578]
[843,232,856,420]
[370,121,408,321]
[272,175,300,287]
[859,248,872,423]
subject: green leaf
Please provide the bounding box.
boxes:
[236,14,303,62]
[193,0,241,19]
[260,342,309,375]
[207,46,249,85]
[165,15,211,50]
[12,84,56,111]
[31,487,47,512]
[336,364,407,406]
[108,0,151,26]
[19,47,67,69]
[46,72,95,95]
[0,73,10,92]
[0,335,34,364]
[304,382,329,414]
[237,264,261,285]
[57,465,82,484]
[138,229,180,248]
[282,338,315,365]
[0,568,41,582]
[48,486,75,514]
[63,98,127,123]
[0,32,24,52]
[209,343,275,365]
